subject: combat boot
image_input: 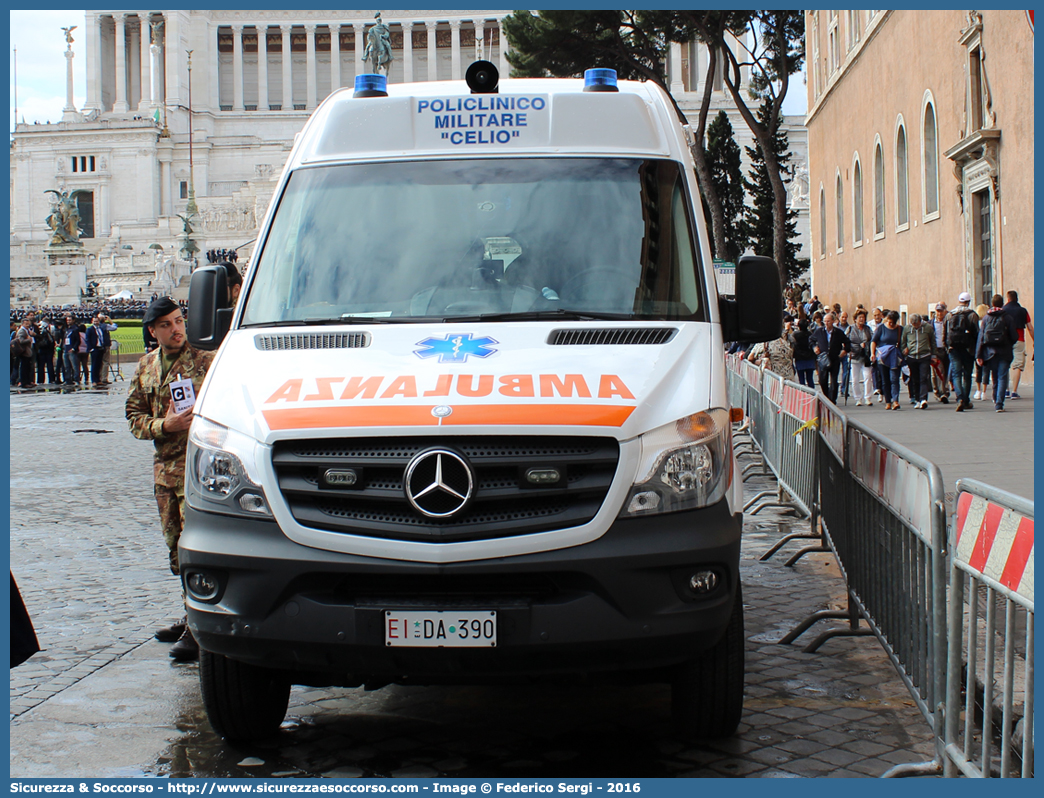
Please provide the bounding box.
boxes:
[169,626,199,661]
[154,615,186,643]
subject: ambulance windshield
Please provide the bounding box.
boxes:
[242,158,706,325]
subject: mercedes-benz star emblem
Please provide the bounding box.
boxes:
[404,449,474,518]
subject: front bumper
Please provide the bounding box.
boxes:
[180,500,741,684]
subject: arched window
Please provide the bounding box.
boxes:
[923,99,939,218]
[896,121,909,229]
[853,157,864,245]
[819,186,827,257]
[874,141,885,237]
[835,173,844,252]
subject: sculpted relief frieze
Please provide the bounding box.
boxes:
[199,204,257,233]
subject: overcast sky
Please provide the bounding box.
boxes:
[9,9,807,128]
[10,10,87,127]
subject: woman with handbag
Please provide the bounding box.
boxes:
[871,310,904,410]
[847,309,874,405]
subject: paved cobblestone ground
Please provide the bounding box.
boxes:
[11,386,936,778]
[10,386,185,718]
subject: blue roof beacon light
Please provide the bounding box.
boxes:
[354,73,388,98]
[584,68,619,92]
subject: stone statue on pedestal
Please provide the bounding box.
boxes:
[44,189,86,247]
[363,12,393,75]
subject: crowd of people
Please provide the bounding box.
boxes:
[9,299,191,390]
[10,266,247,391]
[7,295,168,326]
[737,287,1033,414]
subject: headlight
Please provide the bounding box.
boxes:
[187,417,272,517]
[620,409,732,517]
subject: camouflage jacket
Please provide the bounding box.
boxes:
[125,344,215,488]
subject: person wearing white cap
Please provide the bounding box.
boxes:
[946,292,980,411]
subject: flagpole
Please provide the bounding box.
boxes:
[13,46,17,132]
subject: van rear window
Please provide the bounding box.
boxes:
[241,158,707,325]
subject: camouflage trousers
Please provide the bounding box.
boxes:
[155,484,186,576]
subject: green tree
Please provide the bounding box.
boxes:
[503,10,668,84]
[504,10,805,279]
[704,111,747,262]
[502,10,734,260]
[683,11,805,275]
[743,102,801,282]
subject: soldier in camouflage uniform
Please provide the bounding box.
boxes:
[126,297,215,660]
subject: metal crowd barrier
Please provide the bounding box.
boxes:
[731,356,1034,777]
[725,353,746,413]
[782,396,949,767]
[941,480,1034,778]
[726,360,820,557]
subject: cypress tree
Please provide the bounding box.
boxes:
[743,102,801,282]
[704,111,747,262]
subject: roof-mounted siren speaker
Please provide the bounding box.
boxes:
[584,68,619,92]
[466,60,499,94]
[354,73,388,98]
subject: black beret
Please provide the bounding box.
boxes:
[143,297,180,326]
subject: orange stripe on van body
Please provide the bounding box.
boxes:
[261,404,635,430]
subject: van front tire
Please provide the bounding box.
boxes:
[670,584,745,738]
[199,649,291,743]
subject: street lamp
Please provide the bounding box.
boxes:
[186,48,197,216]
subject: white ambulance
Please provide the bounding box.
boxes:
[183,63,782,743]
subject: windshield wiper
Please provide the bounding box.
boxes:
[443,309,637,322]
[242,316,441,328]
[241,318,350,328]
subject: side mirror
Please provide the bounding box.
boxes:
[186,265,232,350]
[719,255,783,344]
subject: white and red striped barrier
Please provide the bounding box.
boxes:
[953,491,1034,605]
[781,382,816,422]
[848,426,933,537]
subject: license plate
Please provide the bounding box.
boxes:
[385,610,497,647]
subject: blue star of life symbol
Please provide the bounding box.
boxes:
[414,333,499,363]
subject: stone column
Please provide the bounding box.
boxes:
[280,24,292,110]
[138,13,152,109]
[153,15,165,106]
[62,45,77,121]
[150,40,162,108]
[669,41,684,94]
[498,18,509,77]
[353,22,365,76]
[232,24,245,110]
[450,19,462,80]
[426,21,438,81]
[160,157,172,217]
[209,19,220,116]
[164,13,181,110]
[330,24,341,91]
[114,13,130,112]
[130,18,144,109]
[304,23,317,108]
[84,12,102,112]
[402,22,413,82]
[257,25,269,110]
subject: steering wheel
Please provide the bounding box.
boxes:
[441,299,499,315]
[560,267,636,301]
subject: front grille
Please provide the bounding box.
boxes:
[547,327,677,346]
[255,332,370,351]
[272,436,620,543]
